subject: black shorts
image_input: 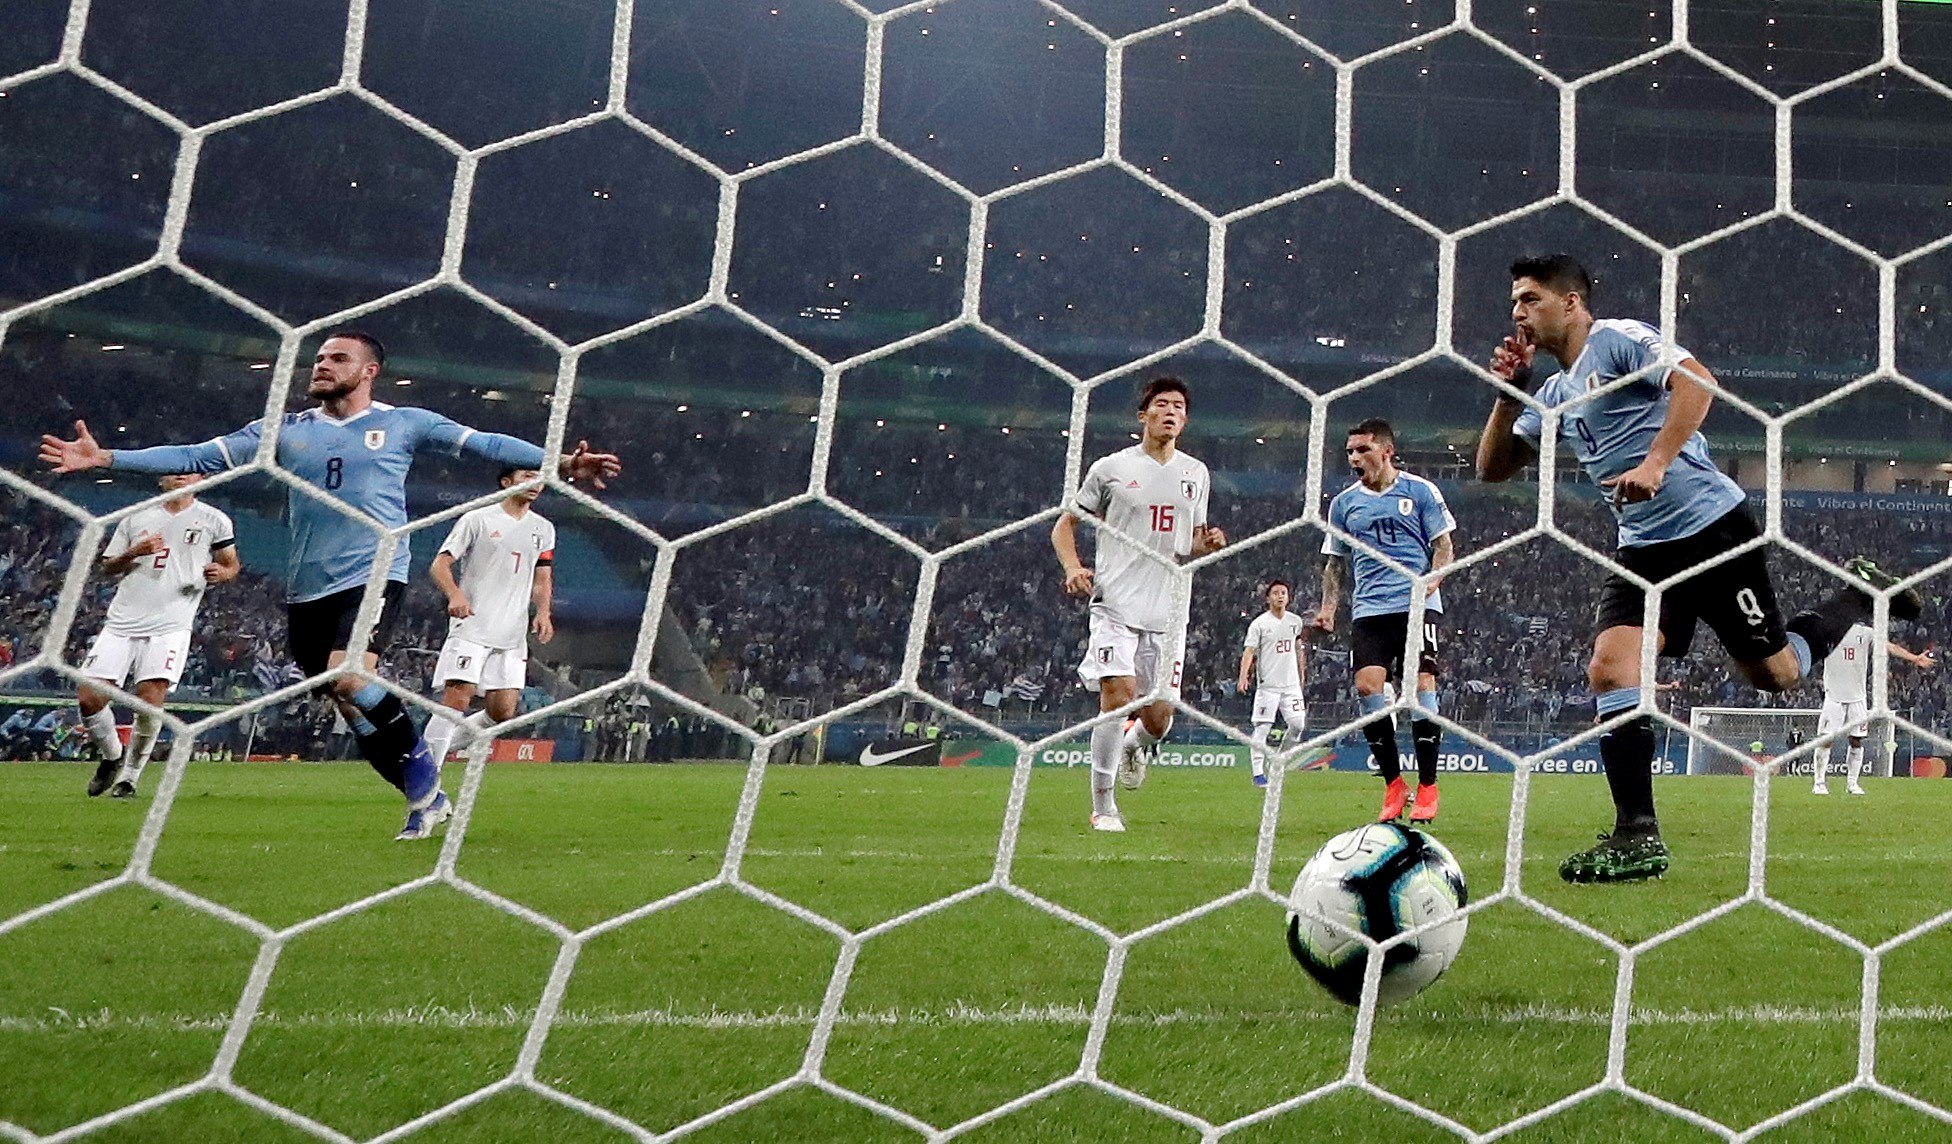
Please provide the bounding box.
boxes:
[286,582,408,678]
[1350,611,1442,679]
[1596,506,1786,662]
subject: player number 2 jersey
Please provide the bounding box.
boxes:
[103,501,235,637]
[1823,624,1875,705]
[1071,446,1210,633]
[1245,610,1307,691]
[440,505,555,650]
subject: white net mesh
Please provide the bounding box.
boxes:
[5,0,1952,1139]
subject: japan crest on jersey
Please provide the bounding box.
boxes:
[364,429,386,450]
[1181,480,1197,500]
[184,527,203,545]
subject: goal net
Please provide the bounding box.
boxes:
[5,0,1952,1140]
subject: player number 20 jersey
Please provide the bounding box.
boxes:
[1245,610,1307,691]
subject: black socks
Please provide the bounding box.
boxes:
[1599,714,1659,836]
[1412,719,1441,788]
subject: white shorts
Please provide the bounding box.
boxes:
[1817,698,1869,739]
[1078,612,1182,701]
[433,637,527,692]
[1252,687,1306,730]
[81,629,191,688]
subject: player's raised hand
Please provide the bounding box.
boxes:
[1192,524,1227,556]
[1489,328,1536,392]
[1916,649,1937,671]
[1600,460,1666,505]
[40,420,112,474]
[127,532,166,558]
[1310,602,1336,635]
[1062,564,1094,598]
[202,561,236,585]
[561,440,622,490]
[532,613,554,643]
[446,592,473,619]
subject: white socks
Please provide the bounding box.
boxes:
[1845,740,1865,786]
[426,708,499,764]
[119,711,161,784]
[1090,719,1121,817]
[1249,724,1272,778]
[81,706,120,759]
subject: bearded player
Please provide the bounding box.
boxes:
[42,330,619,840]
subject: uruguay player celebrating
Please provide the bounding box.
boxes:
[40,331,622,840]
[1477,255,1919,884]
[1314,418,1456,825]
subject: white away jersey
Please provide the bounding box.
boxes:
[103,500,235,637]
[1245,610,1307,692]
[1822,624,1875,705]
[439,505,555,650]
[1070,445,1210,633]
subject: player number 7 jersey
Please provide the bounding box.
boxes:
[439,505,556,650]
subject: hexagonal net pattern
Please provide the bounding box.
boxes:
[4,0,1952,1140]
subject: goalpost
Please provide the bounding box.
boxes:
[1687,706,1896,779]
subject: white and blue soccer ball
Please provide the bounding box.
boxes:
[1285,822,1468,1007]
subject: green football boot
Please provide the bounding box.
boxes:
[1845,557,1923,622]
[1560,831,1670,884]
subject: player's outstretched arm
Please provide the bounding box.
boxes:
[1050,513,1094,598]
[43,419,258,476]
[1893,642,1936,670]
[418,412,622,489]
[1238,646,1256,693]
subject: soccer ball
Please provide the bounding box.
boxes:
[1285,822,1468,1007]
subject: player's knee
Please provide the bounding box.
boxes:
[1738,658,1799,693]
[1352,670,1387,697]
[1098,677,1137,709]
[1586,655,1632,694]
[77,687,107,716]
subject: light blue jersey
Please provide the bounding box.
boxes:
[108,402,545,602]
[1322,471,1455,620]
[1513,319,1744,548]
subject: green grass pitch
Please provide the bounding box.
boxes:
[5,760,1952,1141]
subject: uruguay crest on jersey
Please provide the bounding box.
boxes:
[365,429,386,450]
